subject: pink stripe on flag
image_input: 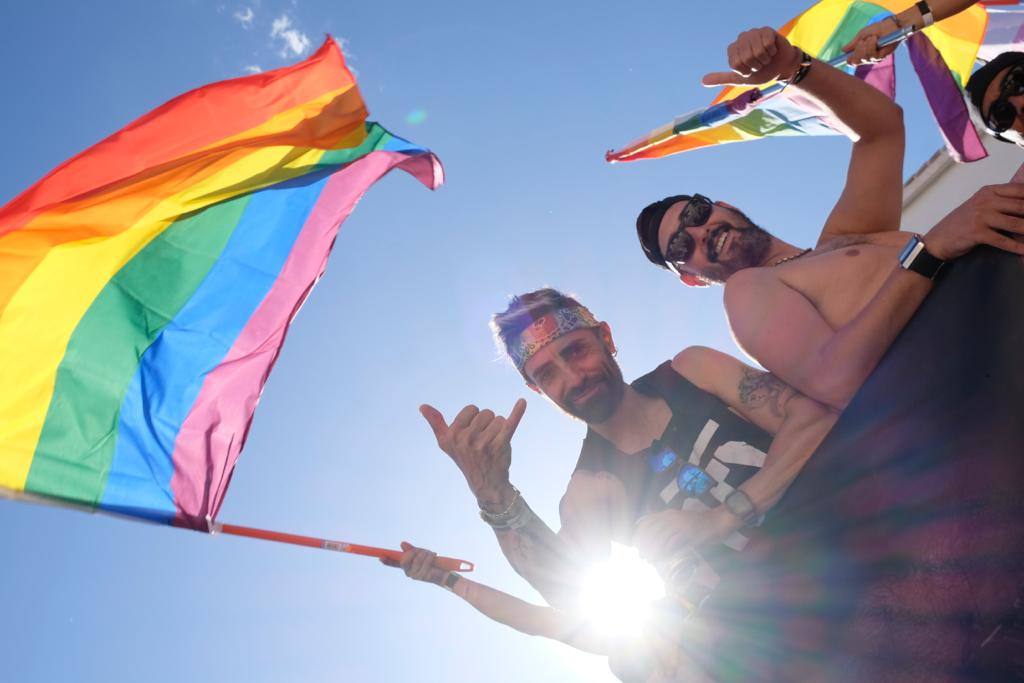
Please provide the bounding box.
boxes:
[168,150,442,529]
[855,53,896,100]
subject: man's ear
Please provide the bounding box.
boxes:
[680,273,709,288]
[596,321,617,355]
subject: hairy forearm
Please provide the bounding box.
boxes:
[491,502,585,608]
[812,266,933,409]
[793,56,904,143]
[451,576,608,655]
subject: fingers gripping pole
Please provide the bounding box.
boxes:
[212,523,475,572]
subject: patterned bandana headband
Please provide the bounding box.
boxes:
[508,305,600,373]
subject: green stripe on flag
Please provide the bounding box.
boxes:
[26,196,250,505]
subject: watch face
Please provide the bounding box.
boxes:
[899,236,923,264]
[726,491,754,518]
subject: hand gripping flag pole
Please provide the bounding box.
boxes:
[211,522,475,572]
[606,26,914,163]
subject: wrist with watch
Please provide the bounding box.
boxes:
[442,571,461,592]
[723,489,759,526]
[893,1,934,33]
[898,233,946,280]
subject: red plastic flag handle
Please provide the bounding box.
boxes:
[214,523,475,572]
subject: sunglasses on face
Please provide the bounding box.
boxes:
[986,63,1024,134]
[663,194,713,272]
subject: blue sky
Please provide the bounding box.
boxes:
[0,1,961,681]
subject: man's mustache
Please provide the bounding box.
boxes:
[566,377,605,404]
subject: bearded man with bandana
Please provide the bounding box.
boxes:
[420,288,836,678]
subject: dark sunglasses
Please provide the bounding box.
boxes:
[663,194,713,272]
[985,63,1024,135]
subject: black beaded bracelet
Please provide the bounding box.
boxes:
[789,51,813,86]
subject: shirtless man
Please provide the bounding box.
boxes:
[636,26,1024,410]
[420,288,835,679]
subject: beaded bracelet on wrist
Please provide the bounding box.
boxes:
[778,50,812,91]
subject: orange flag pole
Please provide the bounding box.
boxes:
[211,522,475,572]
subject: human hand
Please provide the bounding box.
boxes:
[702,27,802,87]
[380,541,449,586]
[841,17,900,66]
[420,399,527,511]
[925,183,1024,261]
[632,508,733,562]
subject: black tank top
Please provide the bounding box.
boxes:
[573,361,773,571]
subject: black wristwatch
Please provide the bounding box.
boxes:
[916,1,935,28]
[898,234,945,280]
[724,490,758,525]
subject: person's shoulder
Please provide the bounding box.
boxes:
[671,346,723,385]
[723,266,775,311]
[672,346,746,397]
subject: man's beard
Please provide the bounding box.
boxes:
[558,356,627,424]
[700,219,772,284]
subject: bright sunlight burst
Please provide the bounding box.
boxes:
[580,543,667,637]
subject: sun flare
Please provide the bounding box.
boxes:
[580,543,667,637]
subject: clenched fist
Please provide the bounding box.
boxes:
[702,26,803,88]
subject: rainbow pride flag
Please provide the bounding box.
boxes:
[607,0,991,162]
[0,39,443,529]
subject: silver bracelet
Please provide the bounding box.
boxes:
[479,486,521,525]
[480,491,533,531]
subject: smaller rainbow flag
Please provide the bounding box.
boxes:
[0,38,442,529]
[607,0,992,163]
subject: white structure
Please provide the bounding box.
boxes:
[901,136,1022,233]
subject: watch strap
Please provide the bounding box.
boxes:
[442,571,461,592]
[915,1,934,28]
[899,234,944,280]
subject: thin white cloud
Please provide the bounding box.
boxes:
[337,36,353,60]
[234,7,255,29]
[270,14,311,57]
[243,64,263,74]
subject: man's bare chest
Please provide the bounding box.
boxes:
[779,240,902,328]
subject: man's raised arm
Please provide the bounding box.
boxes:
[704,26,904,243]
[419,400,596,607]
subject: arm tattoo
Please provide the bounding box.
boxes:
[738,369,791,419]
[493,507,582,606]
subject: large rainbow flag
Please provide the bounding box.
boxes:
[0,38,443,529]
[607,0,999,163]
